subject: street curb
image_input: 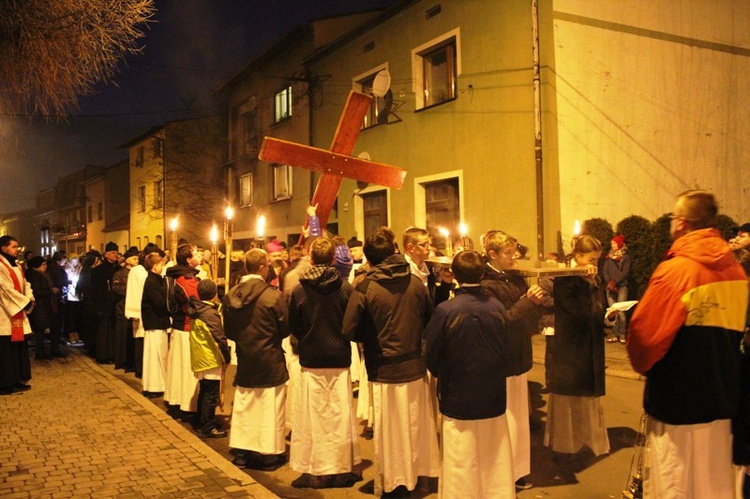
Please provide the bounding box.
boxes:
[70,350,279,498]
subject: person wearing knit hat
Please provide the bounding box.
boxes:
[123,246,139,260]
[27,256,46,270]
[347,237,364,264]
[601,235,631,343]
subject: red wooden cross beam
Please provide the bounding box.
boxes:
[258,90,407,230]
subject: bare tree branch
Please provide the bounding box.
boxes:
[0,0,155,117]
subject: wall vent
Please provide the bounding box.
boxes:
[426,4,441,19]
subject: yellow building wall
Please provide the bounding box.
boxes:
[309,0,541,252]
[548,0,750,237]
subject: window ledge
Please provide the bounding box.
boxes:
[415,96,457,113]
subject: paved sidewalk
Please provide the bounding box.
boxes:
[0,350,277,498]
[531,333,643,381]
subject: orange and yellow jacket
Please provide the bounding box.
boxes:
[628,228,748,425]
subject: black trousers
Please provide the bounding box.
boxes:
[134,337,144,379]
[197,379,220,432]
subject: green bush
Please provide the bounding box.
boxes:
[581,218,614,249]
[616,215,654,298]
[716,214,738,241]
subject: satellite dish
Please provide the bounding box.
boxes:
[371,69,391,98]
[357,152,371,190]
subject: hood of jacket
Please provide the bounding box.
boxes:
[188,296,218,319]
[299,264,342,295]
[223,277,272,310]
[667,228,737,271]
[166,264,199,279]
[366,253,412,283]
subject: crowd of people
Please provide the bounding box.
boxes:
[1,189,750,498]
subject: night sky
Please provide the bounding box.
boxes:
[0,0,398,214]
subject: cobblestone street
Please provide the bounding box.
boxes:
[0,349,276,498]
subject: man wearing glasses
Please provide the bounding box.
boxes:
[403,227,453,306]
[628,190,748,498]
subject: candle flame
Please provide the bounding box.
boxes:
[459,223,467,237]
[225,206,234,220]
[210,224,218,243]
[573,219,581,236]
[438,226,450,237]
[169,217,178,231]
[256,215,266,238]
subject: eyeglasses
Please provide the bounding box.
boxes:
[667,213,684,220]
[416,242,431,248]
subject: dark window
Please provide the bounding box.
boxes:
[362,190,388,238]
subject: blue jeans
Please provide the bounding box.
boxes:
[606,286,629,338]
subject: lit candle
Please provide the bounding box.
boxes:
[256,215,266,240]
[459,222,468,250]
[210,224,219,279]
[210,224,218,244]
[438,226,453,257]
[224,206,234,293]
[169,216,178,258]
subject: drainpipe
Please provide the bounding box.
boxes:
[532,0,545,260]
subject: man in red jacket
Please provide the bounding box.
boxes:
[628,190,749,498]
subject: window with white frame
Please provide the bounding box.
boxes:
[414,171,463,251]
[424,178,460,238]
[356,69,390,129]
[272,164,292,201]
[153,180,163,209]
[137,185,146,213]
[412,29,460,110]
[274,86,293,123]
[239,172,253,207]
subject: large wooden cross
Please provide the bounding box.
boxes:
[258,90,406,230]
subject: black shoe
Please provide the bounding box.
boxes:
[383,485,411,498]
[0,386,17,395]
[245,453,287,471]
[291,473,314,488]
[14,383,31,392]
[515,477,533,490]
[199,427,227,439]
[231,452,248,467]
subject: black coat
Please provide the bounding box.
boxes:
[222,277,289,388]
[480,264,542,376]
[425,287,509,420]
[343,254,433,383]
[26,269,55,332]
[548,275,607,397]
[141,272,171,331]
[289,265,352,369]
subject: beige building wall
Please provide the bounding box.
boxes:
[547,0,750,238]
[129,129,166,250]
[84,176,106,253]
